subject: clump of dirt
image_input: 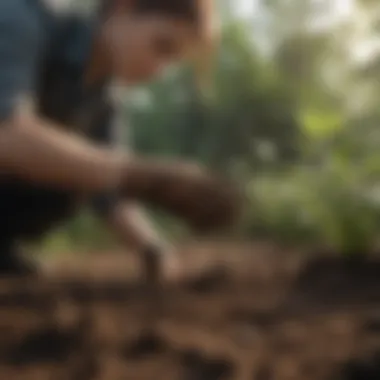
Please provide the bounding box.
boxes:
[0,243,379,380]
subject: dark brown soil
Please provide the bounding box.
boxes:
[0,242,379,380]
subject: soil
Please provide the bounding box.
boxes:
[0,242,379,380]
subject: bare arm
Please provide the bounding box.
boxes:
[0,1,127,193]
[106,201,176,284]
[0,111,125,192]
[105,201,165,251]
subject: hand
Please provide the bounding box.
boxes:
[122,160,243,233]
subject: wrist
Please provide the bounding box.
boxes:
[121,158,151,198]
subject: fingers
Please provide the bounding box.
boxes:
[120,158,241,233]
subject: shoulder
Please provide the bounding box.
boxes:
[0,0,43,46]
[0,0,40,29]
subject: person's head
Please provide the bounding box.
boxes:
[96,0,218,84]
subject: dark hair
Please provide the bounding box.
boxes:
[132,0,200,24]
[101,0,202,25]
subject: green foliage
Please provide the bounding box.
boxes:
[246,159,380,254]
[40,211,115,254]
[299,107,344,139]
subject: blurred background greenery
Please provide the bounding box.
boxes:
[41,0,380,256]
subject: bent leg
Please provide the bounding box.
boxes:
[0,178,80,274]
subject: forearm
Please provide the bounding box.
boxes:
[104,201,177,284]
[0,112,126,192]
[105,201,163,251]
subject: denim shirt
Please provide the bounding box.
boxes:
[0,0,122,215]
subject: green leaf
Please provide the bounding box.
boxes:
[299,108,343,139]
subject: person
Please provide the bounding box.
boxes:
[0,0,219,275]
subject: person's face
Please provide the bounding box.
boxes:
[103,13,197,84]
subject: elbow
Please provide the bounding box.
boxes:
[0,112,32,160]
